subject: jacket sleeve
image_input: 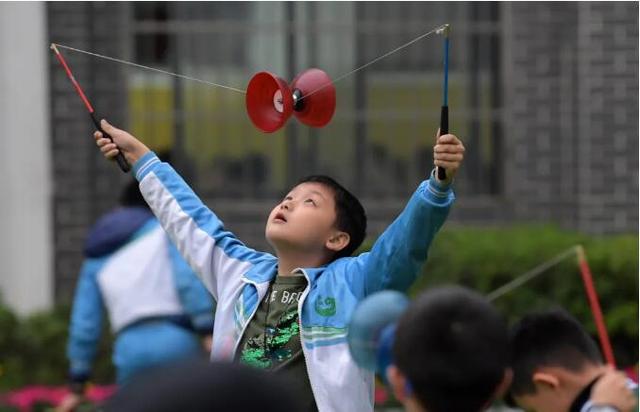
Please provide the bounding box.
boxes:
[66,259,106,383]
[133,152,270,300]
[345,171,454,295]
[168,239,216,335]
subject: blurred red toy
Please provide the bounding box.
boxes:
[246,69,336,133]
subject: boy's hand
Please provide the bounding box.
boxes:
[590,368,636,412]
[433,129,465,185]
[94,120,150,166]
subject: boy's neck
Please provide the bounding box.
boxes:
[566,363,609,396]
[276,250,329,275]
[556,363,609,410]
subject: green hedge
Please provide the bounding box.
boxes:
[361,225,639,366]
[0,226,637,390]
[0,305,114,391]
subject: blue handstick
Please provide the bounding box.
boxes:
[437,25,450,181]
[443,36,449,107]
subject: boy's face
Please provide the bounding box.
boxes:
[265,182,347,258]
[514,392,565,412]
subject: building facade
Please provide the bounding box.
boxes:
[6,2,635,307]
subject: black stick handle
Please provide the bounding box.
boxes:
[436,105,448,181]
[90,113,130,173]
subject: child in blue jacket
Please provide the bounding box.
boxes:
[59,180,215,411]
[94,120,464,412]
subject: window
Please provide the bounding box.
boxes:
[129,2,502,198]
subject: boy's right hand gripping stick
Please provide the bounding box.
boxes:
[91,114,130,173]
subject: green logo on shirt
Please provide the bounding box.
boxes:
[314,296,336,317]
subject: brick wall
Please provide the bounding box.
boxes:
[575,2,639,233]
[502,2,638,233]
[49,2,129,302]
[48,2,638,303]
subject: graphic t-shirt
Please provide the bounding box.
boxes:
[237,274,317,411]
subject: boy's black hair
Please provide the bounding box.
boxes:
[393,286,508,412]
[508,309,603,397]
[120,151,173,208]
[120,180,148,208]
[296,175,367,260]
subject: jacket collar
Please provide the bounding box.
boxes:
[242,259,327,285]
[569,377,600,412]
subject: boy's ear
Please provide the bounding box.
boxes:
[387,365,410,403]
[532,371,560,390]
[325,231,350,253]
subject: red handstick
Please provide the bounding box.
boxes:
[50,43,130,172]
[576,246,616,366]
[51,44,94,113]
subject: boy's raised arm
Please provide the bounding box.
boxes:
[95,120,269,299]
[346,132,464,295]
[348,173,454,295]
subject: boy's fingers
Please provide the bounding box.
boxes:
[434,160,459,169]
[100,119,119,135]
[105,148,120,158]
[434,144,465,154]
[437,134,461,145]
[434,153,463,162]
[432,131,464,174]
[96,138,111,148]
[94,131,102,140]
[100,143,117,154]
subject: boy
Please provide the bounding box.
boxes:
[57,179,215,412]
[386,286,511,412]
[94,119,464,411]
[507,309,638,412]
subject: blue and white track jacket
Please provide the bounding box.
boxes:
[133,152,454,412]
[67,207,215,382]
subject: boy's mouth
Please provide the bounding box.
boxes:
[274,212,287,223]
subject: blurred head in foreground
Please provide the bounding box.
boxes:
[388,286,510,412]
[104,359,302,411]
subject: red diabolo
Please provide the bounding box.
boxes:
[246,72,293,133]
[246,68,336,133]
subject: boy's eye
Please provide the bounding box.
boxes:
[305,199,316,205]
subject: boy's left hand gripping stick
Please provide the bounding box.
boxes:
[50,43,131,173]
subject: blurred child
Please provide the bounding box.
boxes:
[57,180,215,412]
[104,359,303,411]
[386,286,511,412]
[507,309,638,412]
[93,119,464,411]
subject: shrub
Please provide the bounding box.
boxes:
[0,305,114,391]
[360,225,639,365]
